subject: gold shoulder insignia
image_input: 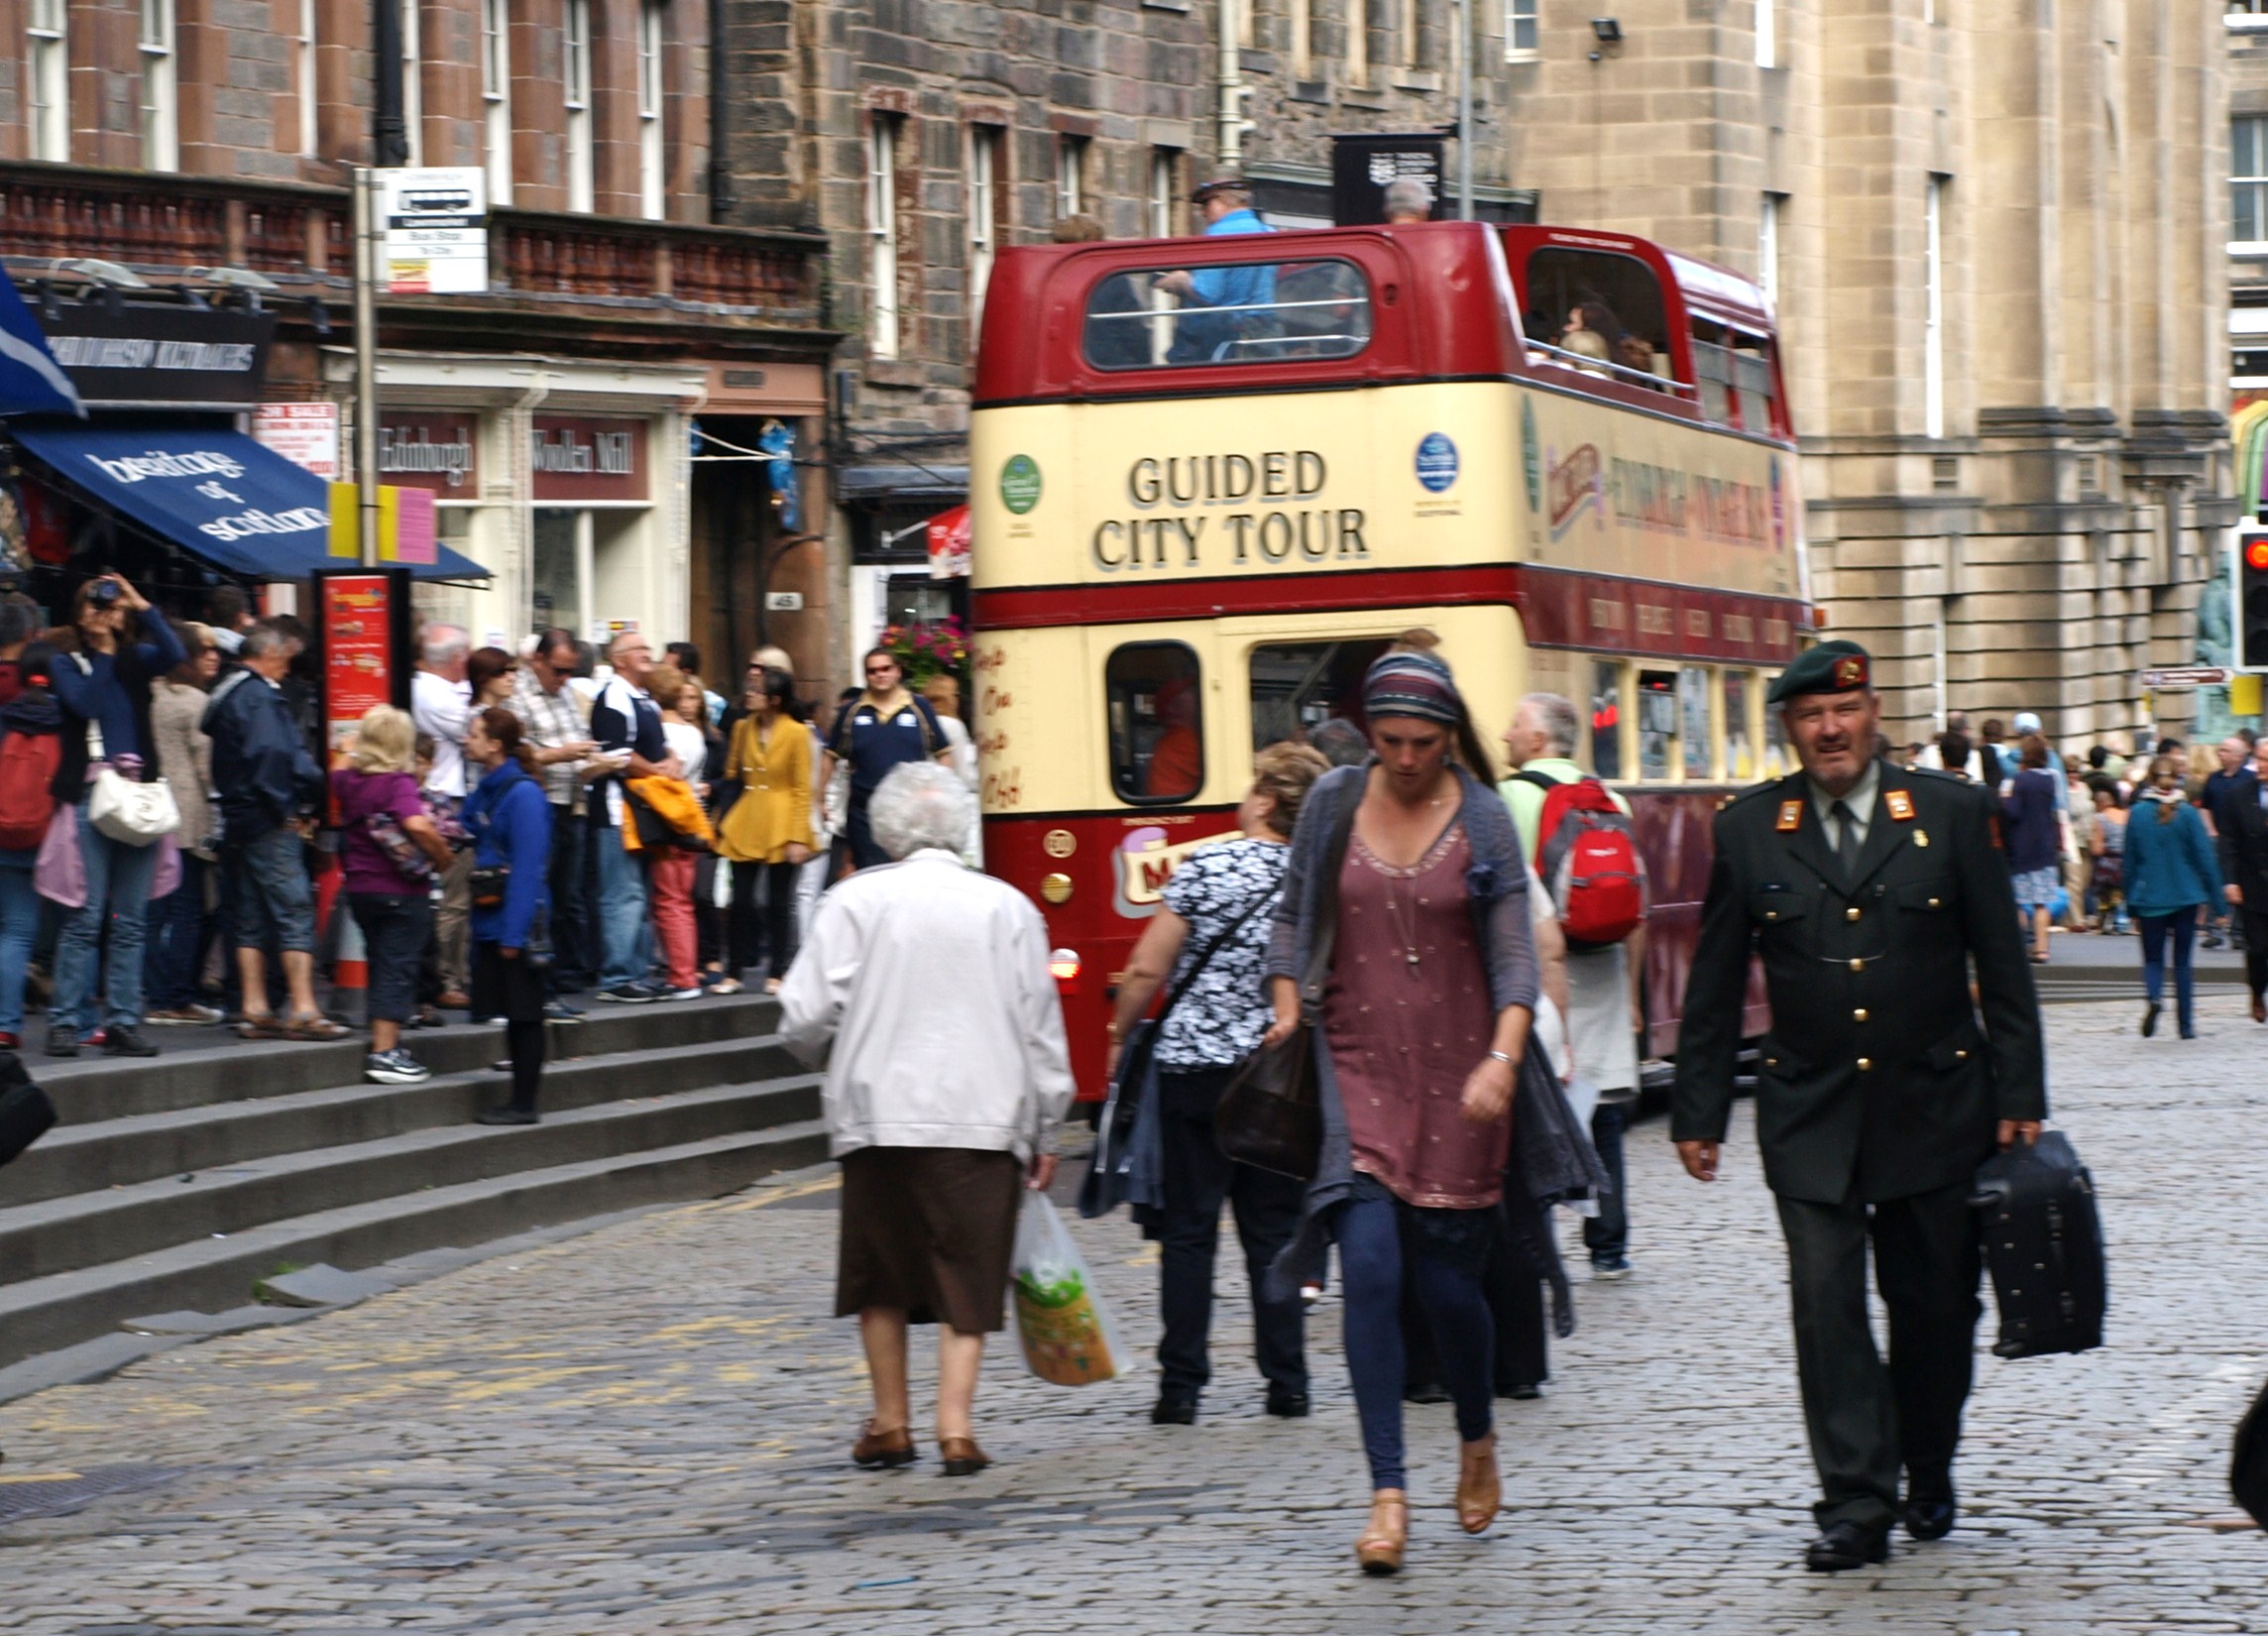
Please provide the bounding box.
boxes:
[1884,789,1915,823]
[1776,799,1803,833]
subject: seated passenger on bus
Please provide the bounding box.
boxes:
[1144,675,1202,799]
[1560,302,1625,377]
[1157,178,1278,363]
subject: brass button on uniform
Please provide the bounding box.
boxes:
[1857,1058,1872,1072]
[1848,957,1865,972]
[1853,1007,1869,1022]
[1928,897,1942,909]
[1846,906,1862,922]
[1955,1048,1969,1062]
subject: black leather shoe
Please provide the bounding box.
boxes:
[1498,1381,1543,1401]
[1265,1389,1310,1418]
[475,1106,539,1126]
[1904,1471,1957,1541]
[43,1024,77,1058]
[102,1024,159,1058]
[1805,1521,1890,1572]
[1403,1380,1450,1406]
[1150,1397,1196,1425]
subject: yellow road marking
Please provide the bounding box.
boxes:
[0,1471,82,1483]
[717,1172,841,1213]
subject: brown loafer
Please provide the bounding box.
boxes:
[938,1436,990,1476]
[851,1420,917,1469]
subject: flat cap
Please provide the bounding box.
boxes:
[1190,176,1253,204]
[1767,640,1871,705]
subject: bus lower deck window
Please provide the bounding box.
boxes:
[1107,642,1204,804]
[1250,640,1390,756]
[1724,670,1755,780]
[1590,660,1624,779]
[1082,259,1372,371]
[1638,670,1677,780]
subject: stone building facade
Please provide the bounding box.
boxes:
[721,0,1529,659]
[1470,0,2236,748]
[0,2,831,676]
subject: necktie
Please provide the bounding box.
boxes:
[1831,799,1861,879]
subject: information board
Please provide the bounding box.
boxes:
[379,168,490,295]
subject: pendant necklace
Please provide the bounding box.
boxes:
[1383,874,1423,973]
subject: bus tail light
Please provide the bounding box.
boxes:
[1049,948,1082,987]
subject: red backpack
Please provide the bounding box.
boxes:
[0,731,58,852]
[1516,770,1644,950]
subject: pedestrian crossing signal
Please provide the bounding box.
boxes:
[2241,531,2268,672]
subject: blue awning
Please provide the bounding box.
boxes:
[10,425,488,581]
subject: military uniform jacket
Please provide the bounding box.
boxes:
[1671,760,2047,1206]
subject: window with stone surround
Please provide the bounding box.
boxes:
[638,1,666,221]
[2235,117,2268,246]
[139,0,178,173]
[1292,0,1312,78]
[1056,136,1089,220]
[1347,0,1372,85]
[28,0,67,164]
[1148,149,1181,238]
[566,0,595,212]
[967,125,1005,341]
[1755,0,1774,67]
[1505,0,1537,58]
[866,115,903,359]
[1924,175,1945,438]
[483,0,513,203]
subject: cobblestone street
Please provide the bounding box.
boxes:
[1,995,2263,1635]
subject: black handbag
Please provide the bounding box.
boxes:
[1970,1129,2107,1359]
[0,1070,57,1170]
[1078,887,1273,1220]
[1214,796,1358,1181]
[469,863,510,909]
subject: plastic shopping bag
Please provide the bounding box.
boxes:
[34,806,84,910]
[1010,1192,1124,1386]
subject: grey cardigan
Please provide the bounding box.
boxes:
[1261,762,1604,1318]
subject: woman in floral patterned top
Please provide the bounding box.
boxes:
[1106,741,1330,1427]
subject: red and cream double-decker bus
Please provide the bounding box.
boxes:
[969,220,1802,1097]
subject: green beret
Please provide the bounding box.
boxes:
[1767,641,1871,705]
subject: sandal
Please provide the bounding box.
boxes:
[282,1013,352,1041]
[237,1013,285,1040]
[1355,1490,1408,1575]
[1456,1433,1501,1535]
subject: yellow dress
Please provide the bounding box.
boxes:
[717,715,816,864]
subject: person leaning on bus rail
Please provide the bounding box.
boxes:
[1107,742,1330,1428]
[1259,650,1542,1575]
[1156,178,1277,364]
[779,761,1074,1479]
[1671,640,2046,1574]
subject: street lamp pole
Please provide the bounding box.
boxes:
[353,167,381,569]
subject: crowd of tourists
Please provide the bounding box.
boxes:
[0,570,970,1123]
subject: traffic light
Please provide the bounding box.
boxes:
[2241,531,2268,672]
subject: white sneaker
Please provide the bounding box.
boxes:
[663,987,703,1001]
[364,1049,432,1086]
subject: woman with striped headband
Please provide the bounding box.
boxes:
[1260,648,1548,1573]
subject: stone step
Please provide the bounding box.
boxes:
[37,993,782,1126]
[0,1114,833,1369]
[0,1072,823,1287]
[0,1033,806,1208]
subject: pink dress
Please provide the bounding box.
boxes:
[1323,823,1511,1210]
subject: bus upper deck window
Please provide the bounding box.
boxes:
[1637,670,1677,780]
[1732,339,1779,434]
[1691,317,1736,425]
[1082,259,1373,371]
[1589,659,1624,779]
[1107,643,1204,804]
[1250,640,1390,755]
[1680,666,1712,779]
[1523,248,1683,393]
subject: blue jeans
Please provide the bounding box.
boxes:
[55,802,159,1034]
[594,822,652,990]
[2137,906,2200,1035]
[230,825,314,955]
[1337,1178,1495,1491]
[144,852,210,1011]
[1583,1100,1632,1261]
[0,863,39,1036]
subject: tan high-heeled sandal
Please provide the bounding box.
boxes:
[1456,1433,1501,1535]
[1355,1489,1408,1575]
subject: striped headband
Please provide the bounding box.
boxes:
[1362,650,1464,727]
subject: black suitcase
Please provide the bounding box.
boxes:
[0,1050,56,1170]
[1970,1129,2106,1359]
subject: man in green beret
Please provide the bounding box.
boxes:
[1672,639,2045,1572]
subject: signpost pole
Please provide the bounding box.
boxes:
[353,167,381,569]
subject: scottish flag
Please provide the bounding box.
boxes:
[0,273,82,418]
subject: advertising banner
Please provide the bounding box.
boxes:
[315,568,413,757]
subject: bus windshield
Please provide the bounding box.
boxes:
[1082,258,1373,371]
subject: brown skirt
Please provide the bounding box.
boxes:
[836,1146,1023,1333]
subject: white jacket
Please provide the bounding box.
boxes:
[780,849,1074,1161]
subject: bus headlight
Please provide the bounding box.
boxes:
[1040,873,1074,904]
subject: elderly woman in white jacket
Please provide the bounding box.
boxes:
[781,760,1074,1478]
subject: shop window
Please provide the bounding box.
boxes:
[531,509,587,637]
[1763,680,1791,776]
[1680,665,1712,779]
[1637,669,1676,780]
[1589,658,1624,779]
[1250,640,1391,754]
[1108,643,1204,804]
[1083,259,1372,371]
[1522,248,1677,389]
[1724,669,1756,780]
